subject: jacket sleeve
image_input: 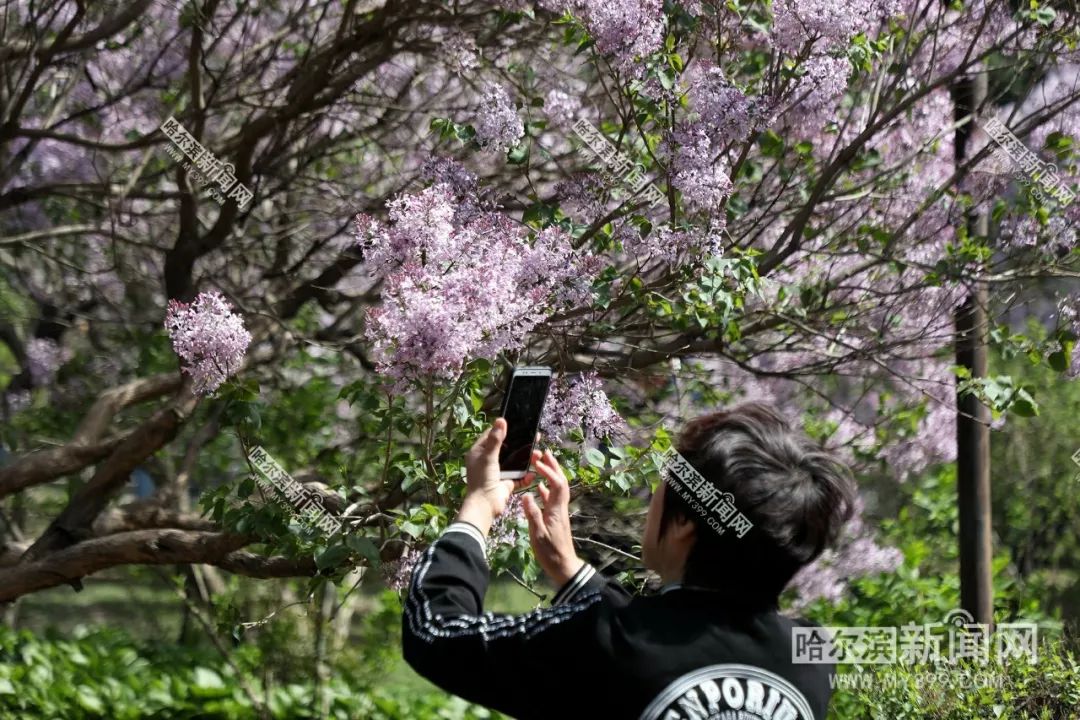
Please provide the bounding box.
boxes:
[550,561,633,609]
[401,521,611,718]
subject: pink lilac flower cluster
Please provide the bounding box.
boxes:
[1000,214,1078,254]
[25,337,70,387]
[442,30,480,75]
[787,496,904,608]
[908,0,1021,81]
[355,168,605,385]
[475,82,524,153]
[880,399,957,481]
[421,155,480,200]
[383,547,424,592]
[488,493,526,551]
[544,88,581,128]
[164,291,252,396]
[664,123,734,216]
[538,0,665,73]
[771,0,900,55]
[685,63,753,147]
[554,173,610,226]
[540,371,628,443]
[2,390,31,416]
[790,54,850,117]
[616,223,724,263]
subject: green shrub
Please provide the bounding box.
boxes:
[829,638,1080,719]
[0,625,495,719]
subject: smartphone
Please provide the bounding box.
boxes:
[497,366,552,480]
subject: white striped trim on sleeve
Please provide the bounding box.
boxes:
[404,532,603,645]
[443,521,488,561]
[551,563,597,606]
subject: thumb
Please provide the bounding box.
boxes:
[479,418,507,455]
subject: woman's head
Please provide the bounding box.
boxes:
[641,402,857,599]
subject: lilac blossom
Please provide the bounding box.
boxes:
[383,547,424,591]
[554,173,610,225]
[540,0,665,73]
[488,494,526,551]
[540,371,628,443]
[908,0,1020,81]
[617,224,724,263]
[667,124,733,213]
[355,184,605,385]
[771,0,899,54]
[880,395,958,482]
[3,390,31,416]
[420,155,478,198]
[790,54,850,119]
[26,338,69,387]
[475,82,524,153]
[544,88,581,127]
[997,201,1078,255]
[442,30,480,74]
[164,291,252,396]
[685,63,752,146]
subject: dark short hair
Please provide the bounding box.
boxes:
[659,402,857,600]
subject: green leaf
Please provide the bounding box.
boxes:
[1011,389,1039,417]
[346,535,382,568]
[315,543,350,570]
[190,667,227,697]
[76,686,104,714]
[507,143,529,165]
[584,448,607,468]
[400,521,424,539]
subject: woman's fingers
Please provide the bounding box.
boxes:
[542,449,568,482]
[531,455,560,485]
[521,493,545,533]
[536,481,550,504]
[541,450,569,504]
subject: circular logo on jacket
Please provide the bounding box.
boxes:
[638,663,815,720]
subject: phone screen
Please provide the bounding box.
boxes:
[498,369,552,475]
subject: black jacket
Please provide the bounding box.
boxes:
[402,522,834,720]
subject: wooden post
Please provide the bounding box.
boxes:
[951,67,994,626]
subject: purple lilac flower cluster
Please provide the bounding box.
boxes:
[540,371,628,443]
[383,547,424,592]
[164,291,252,396]
[538,0,665,74]
[355,162,605,385]
[26,337,70,387]
[488,493,526,551]
[475,82,524,153]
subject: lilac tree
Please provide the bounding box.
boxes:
[0,0,1077,627]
